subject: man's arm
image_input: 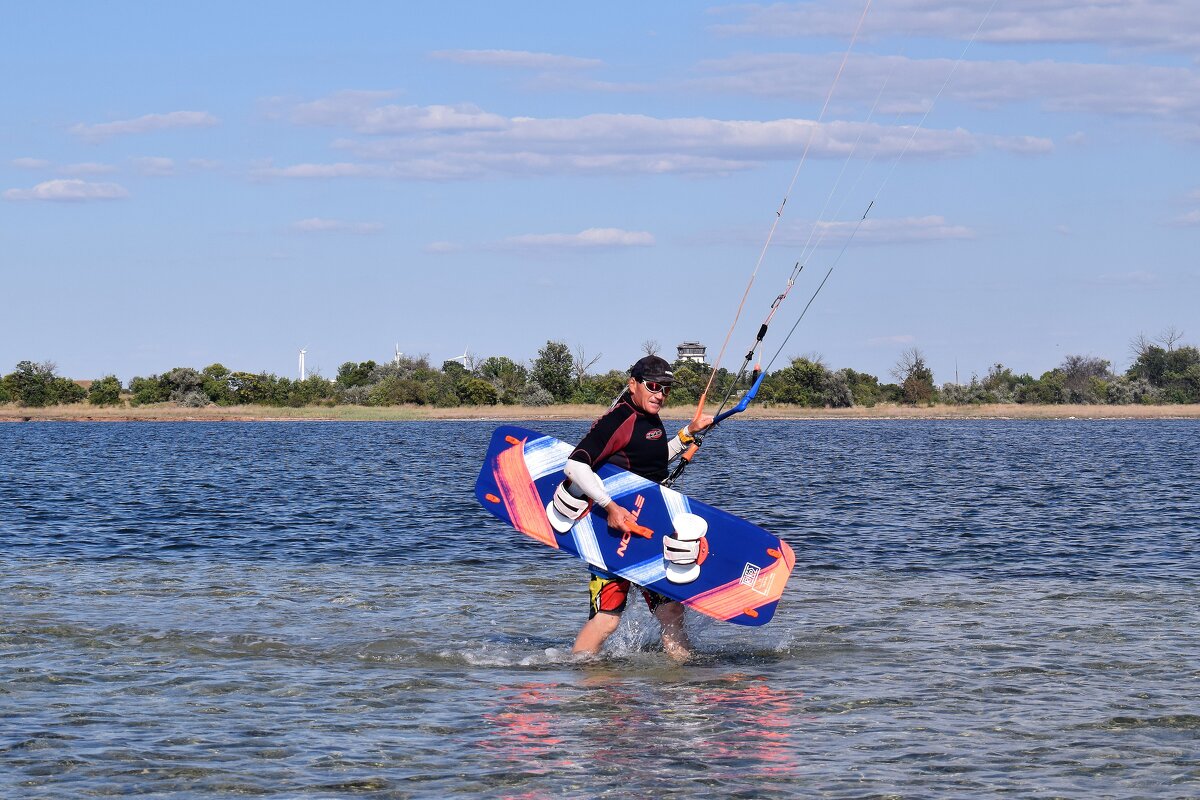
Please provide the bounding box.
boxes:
[563,458,612,508]
[668,414,715,461]
[563,457,647,537]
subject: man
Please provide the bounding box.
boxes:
[560,355,713,660]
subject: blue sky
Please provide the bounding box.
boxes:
[4,1,1198,386]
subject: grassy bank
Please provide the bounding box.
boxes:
[3,402,1200,422]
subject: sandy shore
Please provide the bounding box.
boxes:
[3,401,1199,422]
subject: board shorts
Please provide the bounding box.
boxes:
[588,570,673,619]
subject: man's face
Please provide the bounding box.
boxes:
[628,377,669,414]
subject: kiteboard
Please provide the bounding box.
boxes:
[475,424,796,626]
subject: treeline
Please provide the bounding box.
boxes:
[3,333,1198,409]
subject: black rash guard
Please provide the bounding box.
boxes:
[568,396,669,483]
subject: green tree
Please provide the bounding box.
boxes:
[162,367,205,404]
[1175,363,1200,403]
[767,357,830,407]
[981,363,1034,403]
[285,374,335,407]
[51,377,86,404]
[588,369,633,406]
[822,369,854,408]
[228,372,278,405]
[129,375,170,405]
[1127,344,1169,386]
[1059,354,1111,403]
[531,340,573,402]
[88,375,123,406]
[891,348,935,405]
[457,376,499,405]
[201,363,236,405]
[428,373,462,407]
[336,360,377,389]
[441,360,468,380]
[4,361,57,407]
[666,361,707,407]
[369,376,428,405]
[1129,342,1200,402]
[1017,370,1066,404]
[479,356,528,404]
[839,368,880,407]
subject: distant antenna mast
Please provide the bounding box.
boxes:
[299,348,307,380]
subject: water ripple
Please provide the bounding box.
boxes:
[1,420,1199,797]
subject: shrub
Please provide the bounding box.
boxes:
[457,377,498,406]
[88,376,123,406]
[369,376,428,406]
[51,378,86,405]
[179,390,211,408]
[941,380,996,405]
[129,375,170,405]
[523,384,555,407]
[1106,376,1162,405]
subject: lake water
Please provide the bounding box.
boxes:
[2,419,1198,798]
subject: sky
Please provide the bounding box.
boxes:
[3,0,1198,386]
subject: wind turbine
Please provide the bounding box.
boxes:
[450,346,470,367]
[298,347,307,381]
[393,343,403,366]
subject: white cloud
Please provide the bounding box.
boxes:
[291,217,383,234]
[779,215,976,247]
[424,241,464,254]
[11,158,50,169]
[710,1,1200,53]
[59,162,117,175]
[290,93,507,134]
[253,161,379,179]
[496,227,655,250]
[430,49,603,70]
[1170,209,1200,226]
[71,111,219,141]
[695,53,1200,124]
[270,96,1047,181]
[4,179,129,202]
[130,157,176,176]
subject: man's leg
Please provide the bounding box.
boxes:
[650,598,690,661]
[573,611,621,654]
[573,572,629,655]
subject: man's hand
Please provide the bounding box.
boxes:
[690,413,715,435]
[605,504,653,538]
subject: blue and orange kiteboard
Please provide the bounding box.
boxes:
[475,425,795,626]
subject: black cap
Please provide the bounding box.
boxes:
[630,355,674,385]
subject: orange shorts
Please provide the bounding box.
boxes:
[588,570,672,619]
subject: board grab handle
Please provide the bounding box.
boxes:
[628,523,653,539]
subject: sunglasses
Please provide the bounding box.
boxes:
[639,379,671,395]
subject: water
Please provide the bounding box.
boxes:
[2,420,1198,798]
